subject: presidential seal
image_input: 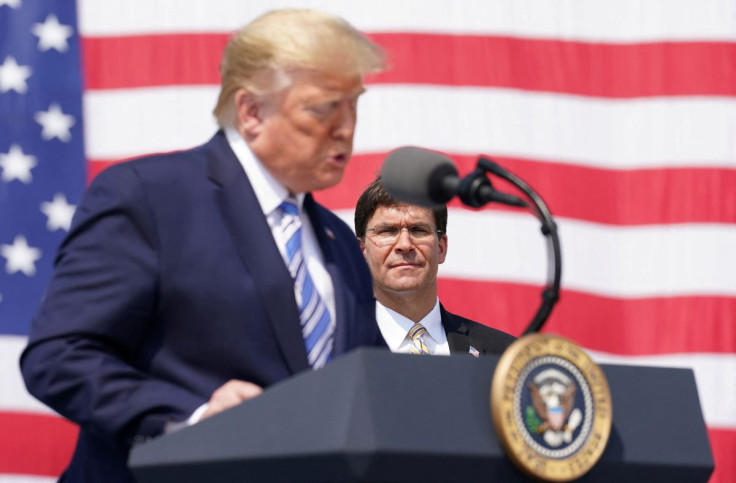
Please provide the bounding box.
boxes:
[491,333,612,481]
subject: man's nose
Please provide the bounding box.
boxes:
[393,228,414,251]
[332,103,356,139]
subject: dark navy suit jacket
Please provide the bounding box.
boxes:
[20,131,385,482]
[441,305,516,356]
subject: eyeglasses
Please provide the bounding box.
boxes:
[365,224,442,247]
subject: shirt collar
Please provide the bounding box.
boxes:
[225,126,305,214]
[376,299,443,351]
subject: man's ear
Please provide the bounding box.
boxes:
[437,234,448,264]
[235,89,263,137]
[357,237,367,257]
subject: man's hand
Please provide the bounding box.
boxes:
[201,379,263,420]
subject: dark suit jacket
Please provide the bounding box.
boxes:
[20,131,385,482]
[441,304,516,356]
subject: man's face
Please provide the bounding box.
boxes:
[247,71,365,193]
[359,204,447,300]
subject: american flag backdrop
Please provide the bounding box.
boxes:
[1,0,735,481]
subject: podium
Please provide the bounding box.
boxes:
[129,348,713,482]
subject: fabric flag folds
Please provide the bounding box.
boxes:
[1,1,734,481]
[0,0,85,478]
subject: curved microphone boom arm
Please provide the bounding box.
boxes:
[474,157,561,334]
[380,146,561,334]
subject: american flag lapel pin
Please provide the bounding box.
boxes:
[469,346,480,357]
[325,228,336,240]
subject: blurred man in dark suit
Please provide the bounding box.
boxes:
[21,9,387,482]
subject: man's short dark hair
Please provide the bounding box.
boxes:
[354,176,447,238]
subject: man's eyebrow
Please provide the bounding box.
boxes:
[309,87,365,106]
[371,222,433,228]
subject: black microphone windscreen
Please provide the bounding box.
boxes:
[380,147,459,207]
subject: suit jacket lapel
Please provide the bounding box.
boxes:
[206,132,310,374]
[303,196,351,355]
[442,304,478,355]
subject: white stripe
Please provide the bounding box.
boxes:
[337,209,736,298]
[302,298,327,337]
[0,336,55,415]
[589,350,736,429]
[78,0,736,41]
[312,320,335,359]
[291,252,305,281]
[280,218,299,238]
[84,86,736,169]
[307,316,331,358]
[83,87,219,160]
[292,266,305,307]
[0,476,57,483]
[311,337,333,369]
[357,86,736,169]
[300,287,321,328]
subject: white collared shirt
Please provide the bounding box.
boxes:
[375,299,450,356]
[225,127,336,325]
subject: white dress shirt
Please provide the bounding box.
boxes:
[375,299,450,356]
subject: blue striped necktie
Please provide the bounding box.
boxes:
[278,196,335,368]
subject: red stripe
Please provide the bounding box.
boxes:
[369,34,736,98]
[89,154,736,226]
[436,278,736,355]
[82,33,229,90]
[0,416,730,480]
[0,412,77,476]
[708,428,736,483]
[317,153,736,225]
[87,158,107,182]
[81,33,736,97]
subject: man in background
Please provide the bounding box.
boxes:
[21,10,386,482]
[355,177,515,355]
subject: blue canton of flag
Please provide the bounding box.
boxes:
[0,0,85,335]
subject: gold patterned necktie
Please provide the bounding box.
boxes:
[407,322,431,355]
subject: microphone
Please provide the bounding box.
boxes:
[380,147,459,207]
[381,146,527,208]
